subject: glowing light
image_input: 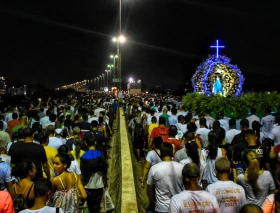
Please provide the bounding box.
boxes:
[119,35,126,43]
[210,40,225,59]
[112,37,117,42]
[128,78,134,83]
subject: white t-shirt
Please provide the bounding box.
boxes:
[226,129,241,144]
[247,115,261,129]
[68,160,81,175]
[237,171,275,206]
[196,128,211,148]
[48,137,63,150]
[219,119,229,131]
[206,180,246,213]
[205,116,215,129]
[145,150,161,166]
[40,116,50,129]
[147,161,184,212]
[195,120,210,130]
[261,115,275,138]
[269,125,280,147]
[19,206,64,213]
[169,190,220,213]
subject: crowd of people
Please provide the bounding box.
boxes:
[1,92,280,213]
[124,95,280,213]
[0,95,117,213]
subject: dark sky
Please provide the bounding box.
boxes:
[0,1,279,91]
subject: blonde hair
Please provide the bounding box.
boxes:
[242,150,260,195]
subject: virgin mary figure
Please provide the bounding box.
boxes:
[213,77,223,95]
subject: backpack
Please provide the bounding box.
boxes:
[134,119,144,138]
[13,183,34,213]
[157,126,169,142]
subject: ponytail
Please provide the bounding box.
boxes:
[185,141,200,167]
[74,137,81,160]
[242,150,261,195]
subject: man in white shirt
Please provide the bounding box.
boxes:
[217,112,229,131]
[40,110,51,129]
[169,163,220,213]
[196,118,210,148]
[261,108,275,138]
[146,142,184,213]
[205,109,215,130]
[247,108,260,129]
[226,118,241,144]
[206,157,246,213]
[47,125,63,150]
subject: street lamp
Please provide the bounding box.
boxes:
[105,70,110,89]
[107,64,114,86]
[112,35,126,89]
[110,55,118,83]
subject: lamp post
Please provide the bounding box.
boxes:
[107,64,114,86]
[110,55,118,84]
[112,36,125,89]
[105,70,110,89]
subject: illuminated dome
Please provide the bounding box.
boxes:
[191,40,245,97]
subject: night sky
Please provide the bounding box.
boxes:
[0,1,279,91]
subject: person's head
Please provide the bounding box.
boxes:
[38,130,49,145]
[199,117,207,127]
[181,163,200,186]
[17,128,25,140]
[212,120,221,131]
[73,126,80,135]
[85,134,98,147]
[242,150,260,195]
[49,113,57,122]
[240,119,249,130]
[90,120,98,128]
[153,136,163,149]
[215,157,230,177]
[82,114,88,122]
[250,108,257,115]
[187,122,197,132]
[239,204,263,213]
[185,139,199,167]
[151,116,157,124]
[245,129,258,145]
[53,153,72,174]
[229,118,236,129]
[168,125,177,137]
[171,108,177,115]
[160,142,173,158]
[46,125,55,135]
[23,127,34,138]
[12,159,36,179]
[58,144,70,154]
[12,112,18,120]
[33,178,52,198]
[207,130,220,160]
[158,117,166,125]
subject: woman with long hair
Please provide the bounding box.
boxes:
[140,136,163,188]
[237,150,275,206]
[70,137,85,167]
[57,145,82,177]
[180,132,200,167]
[51,153,87,213]
[9,160,36,208]
[201,130,223,189]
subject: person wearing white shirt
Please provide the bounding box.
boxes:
[261,108,275,138]
[47,125,63,150]
[146,143,184,213]
[170,163,220,213]
[196,118,210,148]
[206,157,246,213]
[226,118,241,144]
[247,108,261,129]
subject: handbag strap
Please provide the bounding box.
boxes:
[26,183,35,200]
[154,150,162,160]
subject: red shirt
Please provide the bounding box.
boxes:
[7,120,20,134]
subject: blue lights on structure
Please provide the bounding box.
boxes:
[192,39,245,98]
[210,40,225,58]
